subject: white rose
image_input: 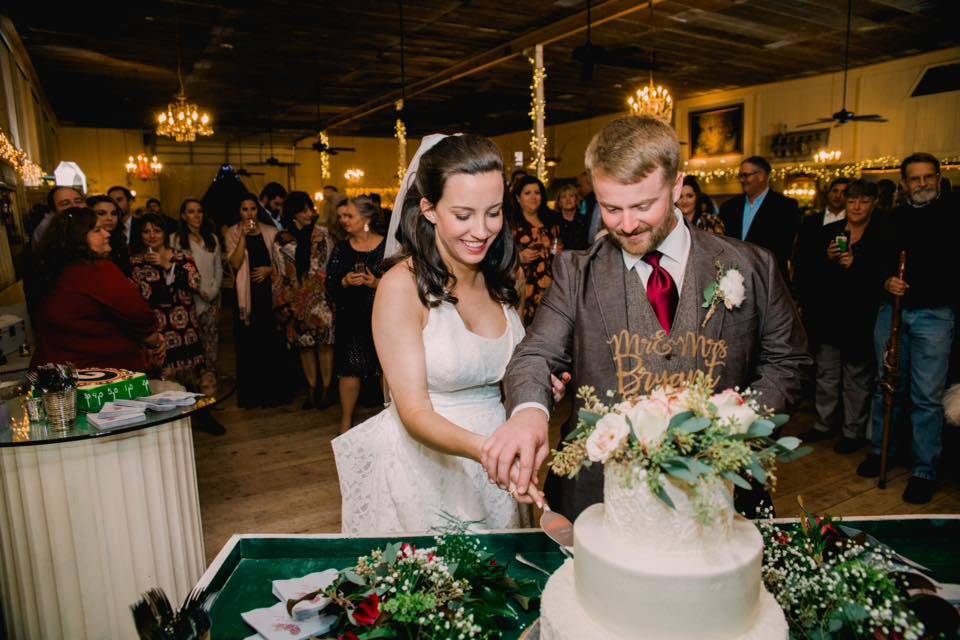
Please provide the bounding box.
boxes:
[718,269,746,310]
[667,388,692,416]
[626,398,671,446]
[710,389,758,434]
[586,413,630,463]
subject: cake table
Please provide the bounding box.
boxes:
[0,376,234,639]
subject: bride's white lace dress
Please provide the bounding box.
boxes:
[332,302,532,533]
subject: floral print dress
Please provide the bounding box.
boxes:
[276,224,336,349]
[130,249,205,375]
[514,215,560,325]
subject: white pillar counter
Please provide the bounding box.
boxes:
[0,379,232,639]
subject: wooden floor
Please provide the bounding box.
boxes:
[194,319,960,565]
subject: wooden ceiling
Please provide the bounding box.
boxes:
[7,1,956,142]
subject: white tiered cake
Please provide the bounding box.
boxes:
[540,464,787,639]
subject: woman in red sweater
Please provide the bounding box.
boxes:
[31,207,164,371]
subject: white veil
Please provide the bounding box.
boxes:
[384,133,456,259]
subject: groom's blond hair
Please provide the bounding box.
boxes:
[585,115,680,185]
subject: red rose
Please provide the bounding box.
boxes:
[489,559,498,567]
[353,593,381,626]
[400,543,415,557]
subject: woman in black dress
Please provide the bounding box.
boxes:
[226,193,290,408]
[326,196,385,433]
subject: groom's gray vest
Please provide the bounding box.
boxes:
[624,256,700,375]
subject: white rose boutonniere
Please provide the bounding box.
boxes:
[702,262,745,327]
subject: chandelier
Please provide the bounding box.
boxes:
[156,94,212,142]
[155,22,213,143]
[628,80,673,122]
[125,153,163,180]
[627,0,673,123]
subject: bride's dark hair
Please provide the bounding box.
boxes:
[395,134,518,308]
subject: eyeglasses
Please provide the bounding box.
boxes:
[737,171,762,180]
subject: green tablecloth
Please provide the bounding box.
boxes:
[202,518,960,640]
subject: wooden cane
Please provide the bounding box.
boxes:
[879,250,907,489]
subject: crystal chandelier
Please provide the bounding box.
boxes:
[628,80,673,122]
[155,23,213,143]
[627,0,673,123]
[125,153,163,180]
[156,94,212,142]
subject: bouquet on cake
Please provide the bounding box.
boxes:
[550,374,809,520]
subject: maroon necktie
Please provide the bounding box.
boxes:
[642,251,678,334]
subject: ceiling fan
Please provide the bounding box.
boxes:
[797,0,887,128]
[572,0,657,81]
[250,130,301,167]
[299,138,356,155]
[224,140,265,176]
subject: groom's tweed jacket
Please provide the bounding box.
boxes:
[504,223,811,520]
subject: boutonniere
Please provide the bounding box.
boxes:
[702,262,745,327]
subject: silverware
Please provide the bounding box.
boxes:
[540,509,575,551]
[514,553,551,577]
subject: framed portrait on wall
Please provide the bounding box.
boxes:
[689,104,744,158]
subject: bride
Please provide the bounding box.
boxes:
[332,134,558,533]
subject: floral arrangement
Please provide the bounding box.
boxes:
[757,500,958,639]
[287,527,539,640]
[549,375,808,518]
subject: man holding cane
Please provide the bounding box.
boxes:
[857,153,958,504]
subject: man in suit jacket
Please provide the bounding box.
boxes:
[719,156,800,282]
[481,116,810,520]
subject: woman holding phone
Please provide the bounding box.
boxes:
[326,196,385,433]
[226,193,290,408]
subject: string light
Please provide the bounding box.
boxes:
[318,131,331,179]
[813,149,842,164]
[344,168,365,182]
[395,100,407,185]
[685,155,960,185]
[528,49,547,184]
[0,127,45,187]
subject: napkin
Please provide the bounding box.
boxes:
[271,569,337,620]
[241,602,336,640]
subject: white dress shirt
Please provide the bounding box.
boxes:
[513,208,691,419]
[822,208,845,226]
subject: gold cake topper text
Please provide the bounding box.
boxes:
[609,329,727,397]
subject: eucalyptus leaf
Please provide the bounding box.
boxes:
[703,281,718,306]
[383,542,401,566]
[653,482,676,509]
[343,569,366,586]
[721,471,752,490]
[841,602,869,623]
[625,416,639,445]
[776,436,801,450]
[675,456,713,476]
[663,463,698,485]
[746,420,774,438]
[668,411,695,429]
[678,416,712,434]
[778,446,813,463]
[748,458,767,484]
[578,410,601,428]
[769,414,790,428]
[359,629,397,639]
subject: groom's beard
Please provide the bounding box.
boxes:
[606,213,675,257]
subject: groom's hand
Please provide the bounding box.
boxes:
[482,408,550,496]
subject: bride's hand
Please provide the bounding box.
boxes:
[507,463,544,508]
[481,408,549,497]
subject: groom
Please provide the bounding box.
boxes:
[482,115,811,520]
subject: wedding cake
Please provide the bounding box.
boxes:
[540,464,787,639]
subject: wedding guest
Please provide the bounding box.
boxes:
[323,194,348,243]
[275,192,336,410]
[858,153,959,504]
[512,175,561,325]
[676,175,725,234]
[259,182,287,230]
[719,156,800,281]
[800,181,885,454]
[795,178,849,318]
[322,185,339,201]
[226,194,291,408]
[31,207,163,370]
[171,199,223,385]
[109,185,141,243]
[130,213,205,382]
[553,184,589,250]
[326,196,385,433]
[146,198,162,215]
[31,185,85,246]
[86,195,132,275]
[876,179,897,216]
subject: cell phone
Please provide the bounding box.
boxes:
[835,234,849,253]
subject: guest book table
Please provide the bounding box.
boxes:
[196,516,960,640]
[0,377,234,640]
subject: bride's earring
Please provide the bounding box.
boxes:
[363,221,370,233]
